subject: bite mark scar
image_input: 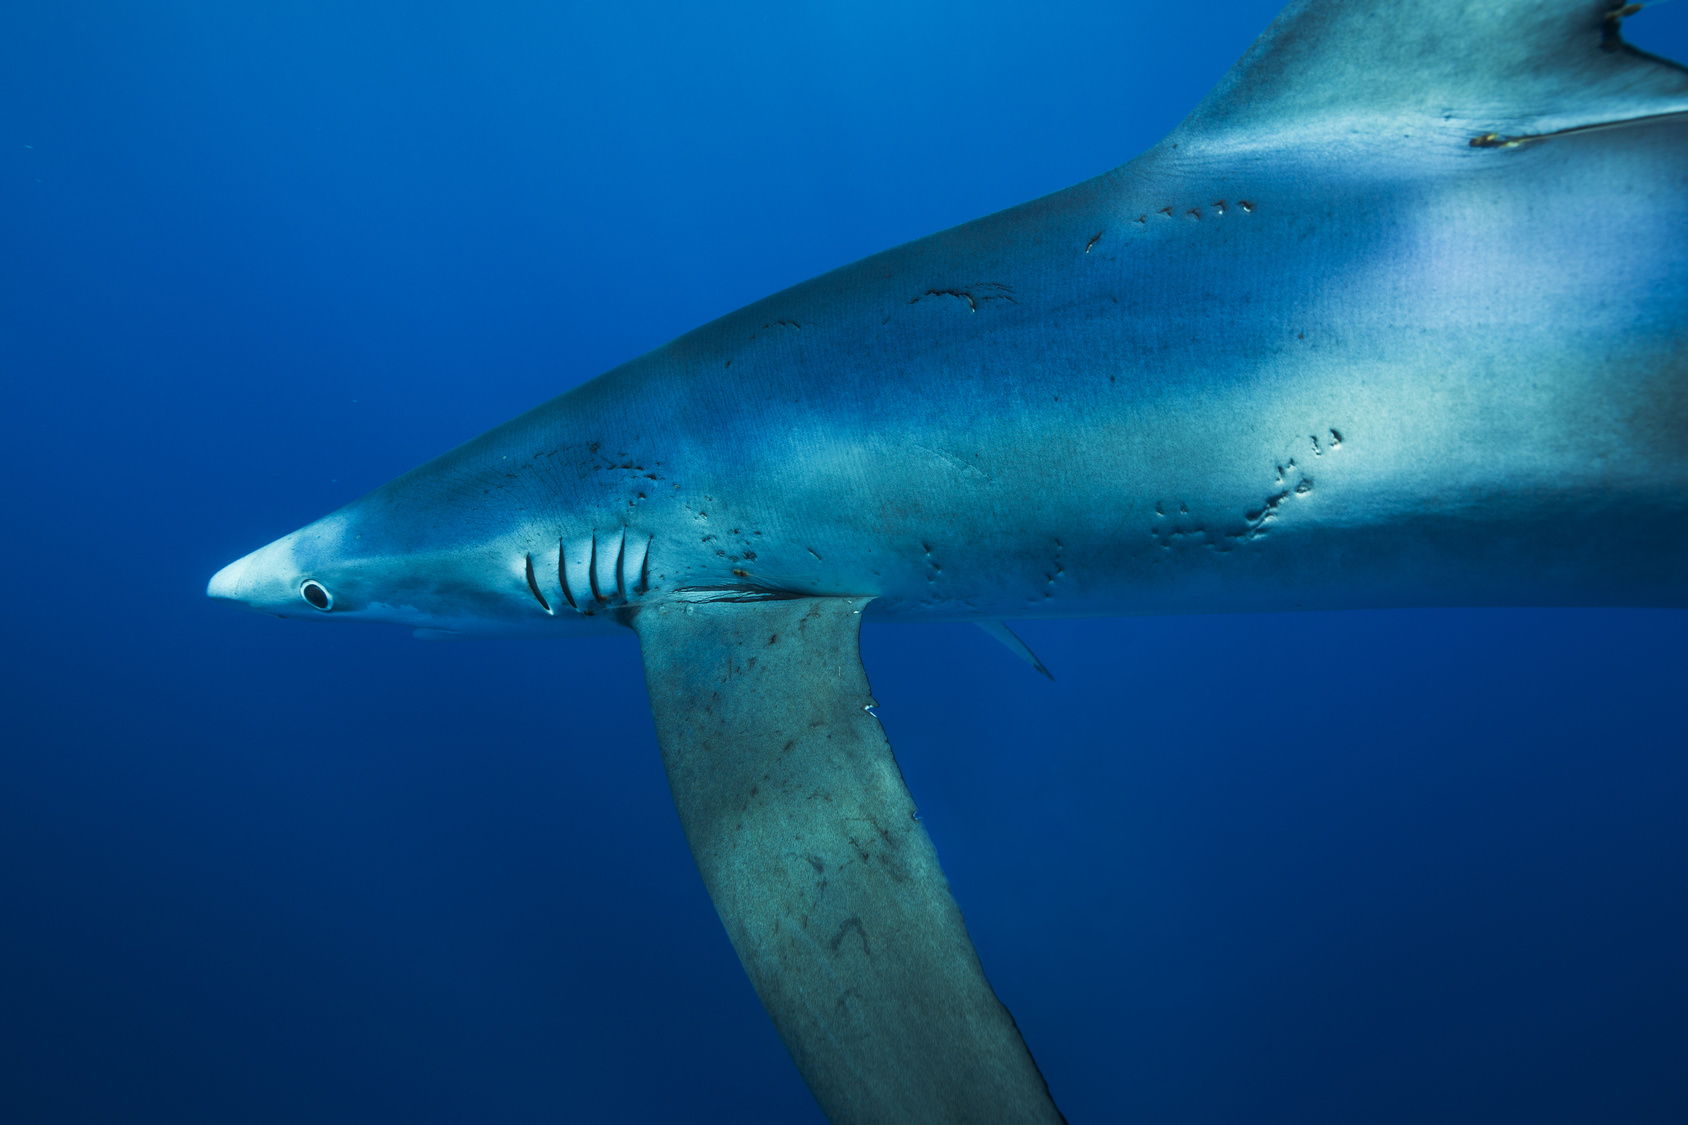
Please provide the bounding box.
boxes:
[1153,436,1338,552]
[909,282,1016,313]
[1039,538,1064,601]
[1235,452,1324,541]
[1146,200,1254,222]
[923,542,943,585]
[830,912,871,952]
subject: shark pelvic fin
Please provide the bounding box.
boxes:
[976,620,1055,681]
[633,597,1064,1125]
[1174,0,1688,149]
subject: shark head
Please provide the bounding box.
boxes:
[208,498,634,636]
[207,423,641,637]
[206,503,549,633]
[207,511,359,620]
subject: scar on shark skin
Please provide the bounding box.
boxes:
[1146,200,1257,220]
[1150,433,1340,552]
[909,283,1017,313]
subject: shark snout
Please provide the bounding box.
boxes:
[208,512,365,617]
[207,554,257,602]
[207,535,310,614]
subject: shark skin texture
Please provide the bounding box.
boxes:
[209,2,1688,1121]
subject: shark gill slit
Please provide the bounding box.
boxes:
[613,533,627,597]
[556,540,577,609]
[589,536,604,604]
[524,554,551,613]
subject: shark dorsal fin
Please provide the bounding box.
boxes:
[1173,0,1688,150]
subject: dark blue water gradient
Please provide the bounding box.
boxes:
[2,2,1685,1121]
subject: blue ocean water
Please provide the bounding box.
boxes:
[3,2,1686,1121]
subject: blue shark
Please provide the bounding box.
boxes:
[210,2,1688,1121]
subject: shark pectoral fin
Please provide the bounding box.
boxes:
[633,597,1064,1125]
[976,620,1055,681]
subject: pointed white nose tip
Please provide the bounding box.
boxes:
[207,557,250,601]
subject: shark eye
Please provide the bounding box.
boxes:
[300,581,333,611]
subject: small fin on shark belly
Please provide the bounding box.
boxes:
[977,620,1054,680]
[633,598,1065,1125]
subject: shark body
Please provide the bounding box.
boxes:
[210,19,1688,635]
[210,3,1687,1121]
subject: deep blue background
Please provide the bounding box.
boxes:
[3,2,1686,1121]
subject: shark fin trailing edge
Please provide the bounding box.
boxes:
[633,597,1065,1125]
